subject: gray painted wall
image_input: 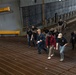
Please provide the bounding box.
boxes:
[0,0,22,30]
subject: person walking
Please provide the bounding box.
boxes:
[56,33,68,62]
[58,19,63,32]
[37,29,47,54]
[31,25,37,47]
[70,31,76,50]
[27,28,32,47]
[46,31,56,59]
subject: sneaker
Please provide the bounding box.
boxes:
[51,54,54,57]
[60,59,64,62]
[48,57,51,60]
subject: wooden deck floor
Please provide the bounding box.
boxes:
[0,37,76,75]
[0,21,76,75]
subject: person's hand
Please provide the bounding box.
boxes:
[56,47,58,50]
[54,47,56,50]
[64,43,68,47]
[47,46,48,48]
[30,38,32,41]
[40,40,42,42]
[37,41,40,44]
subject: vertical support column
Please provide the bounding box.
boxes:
[25,7,29,31]
[42,0,45,26]
[55,13,58,23]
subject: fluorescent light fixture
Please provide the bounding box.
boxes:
[59,0,61,1]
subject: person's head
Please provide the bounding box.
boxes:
[32,25,35,29]
[58,33,63,38]
[37,29,41,35]
[49,31,52,36]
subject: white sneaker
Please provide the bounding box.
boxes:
[60,59,64,62]
[48,57,51,60]
[51,54,54,57]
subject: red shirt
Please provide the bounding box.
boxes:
[46,35,56,47]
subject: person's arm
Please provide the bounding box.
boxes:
[53,37,56,49]
[46,36,49,48]
[31,34,33,41]
[56,43,58,50]
[64,43,68,47]
[64,42,68,47]
[36,35,39,44]
[27,31,29,38]
[64,38,68,46]
[56,38,59,50]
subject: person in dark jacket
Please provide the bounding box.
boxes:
[44,28,49,38]
[44,28,49,34]
[37,29,47,54]
[49,28,54,36]
[56,33,68,62]
[31,25,37,47]
[74,31,76,42]
[54,29,59,41]
[46,31,56,59]
[70,32,76,50]
[27,28,32,47]
[58,19,63,32]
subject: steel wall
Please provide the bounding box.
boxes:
[0,0,22,31]
[21,0,76,28]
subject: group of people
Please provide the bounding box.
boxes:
[27,22,76,62]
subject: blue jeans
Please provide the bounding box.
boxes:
[37,42,47,54]
[38,43,42,53]
[59,46,65,59]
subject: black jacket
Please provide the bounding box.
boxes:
[70,33,76,43]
